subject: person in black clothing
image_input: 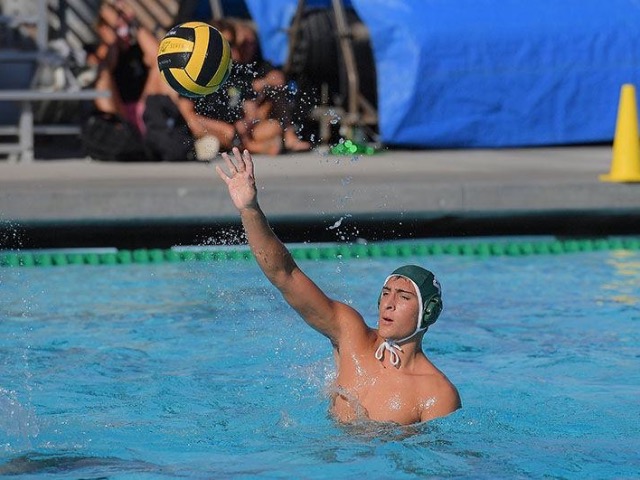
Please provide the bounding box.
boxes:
[84,0,195,162]
[87,0,171,135]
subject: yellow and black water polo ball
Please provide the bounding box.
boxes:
[157,21,232,98]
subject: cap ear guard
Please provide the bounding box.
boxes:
[421,295,443,329]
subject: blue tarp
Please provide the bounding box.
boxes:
[246,0,640,147]
[244,0,298,68]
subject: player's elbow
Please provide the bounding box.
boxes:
[267,263,297,291]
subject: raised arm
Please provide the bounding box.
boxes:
[215,148,363,343]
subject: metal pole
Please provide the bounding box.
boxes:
[331,0,359,133]
[37,0,48,50]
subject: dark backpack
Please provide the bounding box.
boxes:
[143,94,194,162]
[81,110,146,161]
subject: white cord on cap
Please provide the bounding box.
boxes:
[374,339,403,367]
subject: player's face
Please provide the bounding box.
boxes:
[378,276,419,339]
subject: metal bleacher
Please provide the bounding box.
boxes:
[0,0,183,162]
[0,0,107,162]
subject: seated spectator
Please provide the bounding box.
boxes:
[88,0,163,135]
[84,0,194,162]
[175,18,312,156]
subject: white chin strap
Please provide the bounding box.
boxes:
[374,327,427,367]
[375,339,403,366]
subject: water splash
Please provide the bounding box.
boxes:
[328,215,351,230]
[0,218,24,251]
[198,226,246,246]
[326,215,362,243]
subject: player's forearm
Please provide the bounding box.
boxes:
[239,206,296,284]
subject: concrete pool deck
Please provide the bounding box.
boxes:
[1,145,640,248]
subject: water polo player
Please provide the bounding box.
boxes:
[215,148,461,425]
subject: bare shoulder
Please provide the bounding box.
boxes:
[417,364,461,422]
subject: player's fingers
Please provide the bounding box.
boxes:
[232,147,245,171]
[221,151,237,173]
[242,149,253,176]
[214,165,230,183]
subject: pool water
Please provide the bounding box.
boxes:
[1,246,639,478]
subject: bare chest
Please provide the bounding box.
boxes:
[331,354,429,424]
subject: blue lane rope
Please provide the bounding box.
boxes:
[1,237,639,268]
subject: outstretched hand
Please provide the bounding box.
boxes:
[215,147,258,211]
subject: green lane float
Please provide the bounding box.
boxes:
[1,237,639,268]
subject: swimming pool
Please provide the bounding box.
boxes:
[1,239,639,478]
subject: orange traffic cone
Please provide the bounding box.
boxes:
[601,83,640,182]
